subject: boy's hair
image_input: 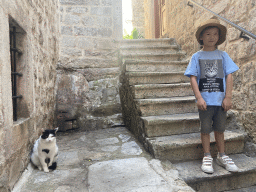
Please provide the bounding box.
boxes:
[199,26,220,45]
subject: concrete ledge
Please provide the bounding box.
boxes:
[122,51,186,61]
[147,131,245,161]
[120,38,177,46]
[125,59,188,72]
[133,83,193,99]
[135,96,197,116]
[127,71,189,85]
[141,113,200,137]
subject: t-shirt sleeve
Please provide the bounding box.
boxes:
[184,54,198,77]
[222,51,239,76]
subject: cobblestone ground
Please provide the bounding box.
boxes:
[12,127,193,192]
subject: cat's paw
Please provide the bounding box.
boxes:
[38,167,42,171]
[43,168,50,173]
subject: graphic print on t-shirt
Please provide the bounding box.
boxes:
[199,59,224,92]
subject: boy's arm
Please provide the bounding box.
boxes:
[222,74,233,111]
[190,75,207,111]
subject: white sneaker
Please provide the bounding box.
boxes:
[201,156,214,174]
[216,154,239,172]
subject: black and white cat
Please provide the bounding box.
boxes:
[30,128,58,172]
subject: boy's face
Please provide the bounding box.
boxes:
[200,27,219,48]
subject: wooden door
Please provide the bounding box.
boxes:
[154,0,160,38]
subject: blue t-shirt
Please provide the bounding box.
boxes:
[184,49,239,106]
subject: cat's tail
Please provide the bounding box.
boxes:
[48,162,57,170]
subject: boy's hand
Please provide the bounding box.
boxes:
[197,97,207,111]
[222,97,232,111]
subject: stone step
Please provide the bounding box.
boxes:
[146,131,245,162]
[133,83,194,99]
[141,113,200,137]
[120,45,179,55]
[122,51,186,61]
[135,96,197,116]
[226,186,256,192]
[174,154,256,192]
[125,60,188,72]
[126,71,189,85]
[120,38,177,47]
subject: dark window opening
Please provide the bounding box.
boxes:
[9,17,28,122]
[10,26,23,121]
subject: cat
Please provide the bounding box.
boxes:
[204,60,218,78]
[30,128,58,172]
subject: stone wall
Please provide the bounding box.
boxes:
[57,0,123,132]
[0,0,60,191]
[132,0,145,37]
[144,0,256,142]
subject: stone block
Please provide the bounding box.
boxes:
[84,0,100,6]
[249,83,256,110]
[102,0,113,6]
[121,141,142,155]
[64,14,80,25]
[96,16,112,28]
[9,156,22,187]
[91,7,112,16]
[94,38,116,50]
[56,73,89,131]
[58,57,118,69]
[78,68,120,81]
[243,62,256,83]
[242,112,256,134]
[61,48,82,56]
[97,28,112,37]
[66,7,88,14]
[88,158,171,192]
[227,27,240,42]
[81,16,94,26]
[74,26,98,36]
[61,36,76,47]
[59,0,86,5]
[102,87,118,103]
[76,37,93,49]
[233,91,248,110]
[61,26,73,35]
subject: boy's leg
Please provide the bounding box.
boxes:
[199,107,215,156]
[213,107,238,172]
[212,107,226,155]
[201,133,214,173]
[214,131,225,154]
[199,108,215,174]
[201,133,211,155]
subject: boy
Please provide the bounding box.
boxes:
[184,19,239,174]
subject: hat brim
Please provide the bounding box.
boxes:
[195,21,227,46]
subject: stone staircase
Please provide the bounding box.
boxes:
[119,38,256,192]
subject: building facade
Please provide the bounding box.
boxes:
[0,0,60,191]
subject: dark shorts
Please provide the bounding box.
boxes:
[199,106,227,134]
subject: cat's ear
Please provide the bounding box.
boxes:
[54,127,59,133]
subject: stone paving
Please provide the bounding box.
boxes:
[12,127,194,192]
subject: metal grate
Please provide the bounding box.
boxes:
[10,26,23,121]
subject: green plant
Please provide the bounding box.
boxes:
[123,28,144,39]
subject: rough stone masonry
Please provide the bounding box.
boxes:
[0,0,60,191]
[56,0,123,132]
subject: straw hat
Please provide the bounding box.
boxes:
[195,19,227,45]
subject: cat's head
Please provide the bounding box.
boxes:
[41,128,58,142]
